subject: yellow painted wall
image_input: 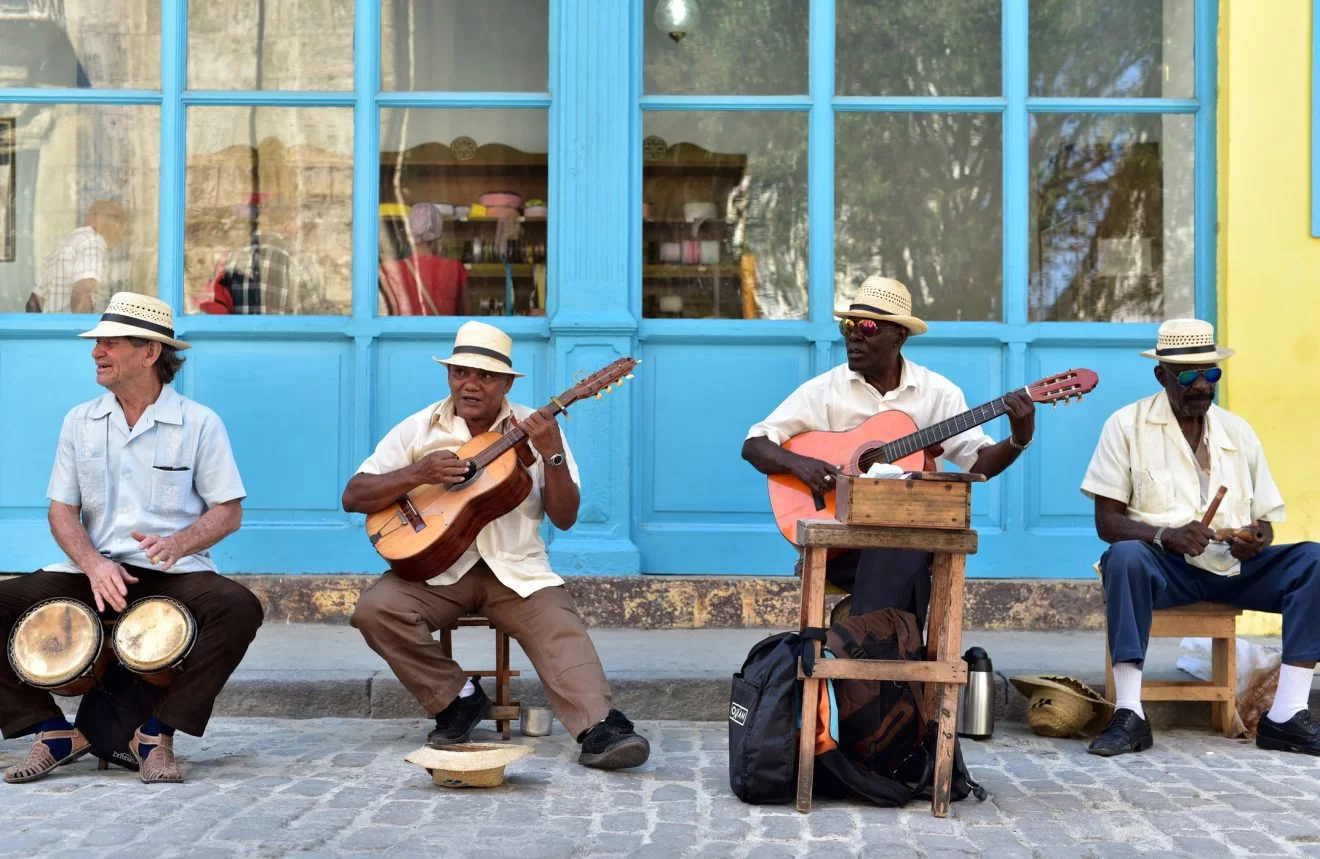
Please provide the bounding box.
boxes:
[1218,0,1320,634]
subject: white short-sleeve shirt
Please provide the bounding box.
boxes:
[745,359,995,472]
[33,227,109,313]
[45,384,247,574]
[357,397,581,597]
[1081,390,1286,576]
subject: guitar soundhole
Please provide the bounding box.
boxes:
[400,498,425,532]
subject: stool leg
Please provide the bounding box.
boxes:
[440,628,453,659]
[796,546,827,813]
[497,630,511,741]
[930,553,965,819]
[1105,641,1116,704]
[1212,635,1237,737]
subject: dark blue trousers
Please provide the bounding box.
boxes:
[1101,540,1320,667]
[825,549,933,629]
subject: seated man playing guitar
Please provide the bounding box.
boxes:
[741,276,1035,626]
[343,321,649,770]
[1082,319,1320,757]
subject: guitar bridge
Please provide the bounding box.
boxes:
[400,498,425,532]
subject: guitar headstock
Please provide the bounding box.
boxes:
[1026,368,1099,407]
[556,357,639,409]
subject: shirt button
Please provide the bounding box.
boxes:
[120,507,129,514]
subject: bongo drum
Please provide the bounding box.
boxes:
[8,598,110,696]
[112,597,196,687]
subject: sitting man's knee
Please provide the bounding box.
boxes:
[350,584,394,632]
[1103,540,1154,578]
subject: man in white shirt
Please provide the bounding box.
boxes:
[1082,319,1320,757]
[742,276,1036,624]
[26,200,127,314]
[0,294,259,785]
[345,321,649,770]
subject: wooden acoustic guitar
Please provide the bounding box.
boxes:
[366,357,638,581]
[766,368,1099,545]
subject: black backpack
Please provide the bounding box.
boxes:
[75,662,165,771]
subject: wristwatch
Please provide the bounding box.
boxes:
[1008,434,1032,451]
[546,452,566,468]
[1152,526,1167,553]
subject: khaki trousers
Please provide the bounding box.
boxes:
[350,563,612,738]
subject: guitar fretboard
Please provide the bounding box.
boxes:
[857,395,1016,471]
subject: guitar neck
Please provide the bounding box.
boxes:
[858,395,1014,470]
[471,402,564,469]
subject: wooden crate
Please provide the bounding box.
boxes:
[834,474,973,530]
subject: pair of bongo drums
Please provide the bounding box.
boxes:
[8,597,196,695]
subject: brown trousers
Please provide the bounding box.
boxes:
[0,567,264,739]
[351,563,612,738]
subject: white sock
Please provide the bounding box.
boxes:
[458,679,476,699]
[1113,662,1145,720]
[1266,664,1314,723]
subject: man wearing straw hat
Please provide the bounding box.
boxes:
[742,276,1036,626]
[1082,318,1320,756]
[0,293,262,784]
[345,321,650,770]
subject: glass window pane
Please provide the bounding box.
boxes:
[380,109,547,317]
[1029,114,1195,322]
[1030,0,1194,99]
[185,107,353,316]
[0,103,159,313]
[836,0,1001,97]
[381,0,548,92]
[188,0,354,91]
[642,112,807,320]
[835,113,1003,323]
[645,0,808,95]
[0,1,159,89]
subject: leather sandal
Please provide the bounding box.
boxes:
[4,729,91,784]
[131,729,183,784]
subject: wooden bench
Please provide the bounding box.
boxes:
[440,616,521,740]
[1104,602,1241,736]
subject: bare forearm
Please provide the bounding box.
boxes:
[970,439,1023,480]
[1095,508,1161,545]
[742,436,803,476]
[542,468,580,531]
[48,502,105,570]
[342,468,421,513]
[70,279,96,314]
[171,501,242,557]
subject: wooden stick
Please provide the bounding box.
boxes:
[1201,486,1227,526]
[1214,526,1265,544]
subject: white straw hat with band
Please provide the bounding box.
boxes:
[1139,318,1234,364]
[404,743,533,788]
[833,275,928,335]
[433,320,524,377]
[79,292,190,351]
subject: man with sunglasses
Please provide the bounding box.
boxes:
[1082,318,1320,757]
[741,276,1035,627]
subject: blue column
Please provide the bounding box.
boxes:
[546,0,641,574]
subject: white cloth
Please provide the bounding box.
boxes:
[745,359,995,472]
[1081,391,1286,576]
[357,396,581,598]
[33,226,109,313]
[44,385,247,574]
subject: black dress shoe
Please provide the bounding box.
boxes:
[1256,710,1320,755]
[1087,708,1153,757]
[427,682,491,747]
[577,710,651,770]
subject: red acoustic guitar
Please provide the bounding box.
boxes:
[766,369,1099,544]
[365,357,638,581]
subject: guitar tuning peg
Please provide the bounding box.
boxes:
[1052,401,1058,409]
[595,392,602,400]
[625,374,635,380]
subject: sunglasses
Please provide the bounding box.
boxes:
[1175,367,1222,386]
[839,318,882,338]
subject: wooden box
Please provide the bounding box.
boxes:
[834,474,975,530]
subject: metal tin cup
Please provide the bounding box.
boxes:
[520,706,553,737]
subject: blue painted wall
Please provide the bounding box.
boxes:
[0,0,1217,579]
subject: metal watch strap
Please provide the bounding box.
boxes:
[1153,526,1166,552]
[1009,435,1031,451]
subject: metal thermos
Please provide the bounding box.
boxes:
[957,646,995,740]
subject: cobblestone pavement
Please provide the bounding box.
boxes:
[1,719,1319,858]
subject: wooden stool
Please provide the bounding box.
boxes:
[440,616,521,740]
[796,517,978,818]
[1104,602,1241,737]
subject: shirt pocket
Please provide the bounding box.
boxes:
[75,456,108,516]
[1134,468,1175,513]
[149,467,194,515]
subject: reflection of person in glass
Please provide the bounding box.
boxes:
[378,203,470,316]
[196,196,328,315]
[26,200,127,314]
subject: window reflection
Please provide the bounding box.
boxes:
[188,0,355,91]
[644,0,808,96]
[836,0,1001,97]
[0,1,160,90]
[381,0,548,92]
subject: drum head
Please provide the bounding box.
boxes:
[10,599,101,687]
[113,598,195,672]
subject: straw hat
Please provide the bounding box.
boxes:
[1010,675,1114,738]
[1139,318,1234,364]
[404,743,533,788]
[79,292,190,351]
[834,276,928,335]
[433,321,524,377]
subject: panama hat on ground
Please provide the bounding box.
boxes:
[433,320,524,377]
[833,276,928,336]
[1139,318,1234,364]
[79,292,190,351]
[404,743,533,788]
[1010,675,1114,739]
